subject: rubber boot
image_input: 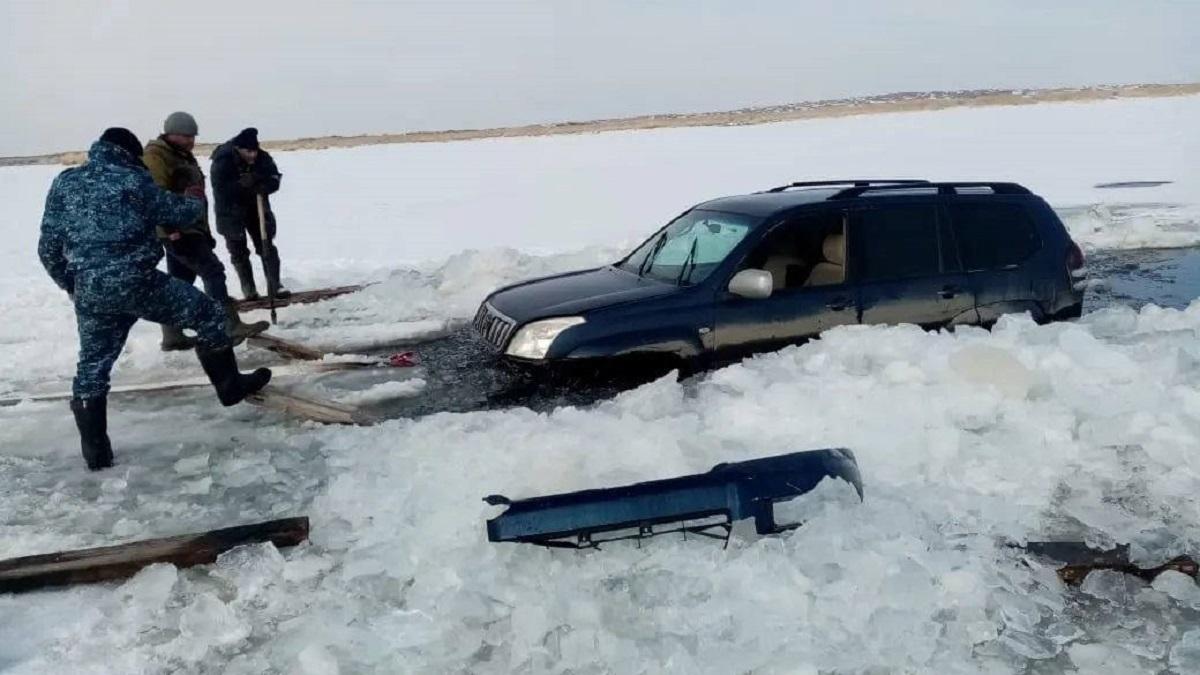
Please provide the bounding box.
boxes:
[196,346,272,406]
[225,302,269,344]
[262,247,291,299]
[160,324,197,352]
[231,256,259,300]
[70,397,114,471]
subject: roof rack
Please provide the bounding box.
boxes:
[764,179,929,193]
[831,181,1032,199]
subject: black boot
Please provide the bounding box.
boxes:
[70,397,114,470]
[160,324,197,352]
[231,256,259,300]
[224,302,270,344]
[262,246,291,299]
[196,346,272,406]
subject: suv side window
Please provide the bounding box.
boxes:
[855,205,944,282]
[950,203,1041,271]
[739,210,846,291]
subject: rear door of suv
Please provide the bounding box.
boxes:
[852,200,979,329]
[946,199,1044,324]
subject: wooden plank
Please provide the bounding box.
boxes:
[247,385,374,425]
[235,284,367,312]
[1,362,384,407]
[1021,541,1200,585]
[249,333,326,361]
[0,517,309,594]
[1,377,213,406]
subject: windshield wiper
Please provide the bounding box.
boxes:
[638,231,670,278]
[676,237,699,285]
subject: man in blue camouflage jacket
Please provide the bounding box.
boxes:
[38,128,272,471]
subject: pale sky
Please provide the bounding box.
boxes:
[2,0,1198,156]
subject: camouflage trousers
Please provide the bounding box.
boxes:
[72,267,230,399]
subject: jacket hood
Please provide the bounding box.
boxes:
[88,139,145,169]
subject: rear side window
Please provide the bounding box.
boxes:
[856,205,942,281]
[951,203,1041,271]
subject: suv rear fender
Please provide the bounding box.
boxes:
[976,300,1046,326]
[950,307,981,326]
[1028,199,1085,296]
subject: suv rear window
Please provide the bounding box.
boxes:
[856,205,942,281]
[951,203,1041,271]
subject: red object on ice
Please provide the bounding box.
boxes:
[388,352,418,368]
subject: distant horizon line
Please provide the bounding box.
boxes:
[4,82,1197,168]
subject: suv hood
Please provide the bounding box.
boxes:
[488,267,679,322]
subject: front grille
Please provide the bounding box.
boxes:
[473,302,517,352]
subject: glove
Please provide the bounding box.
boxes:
[237,173,256,189]
[207,234,218,250]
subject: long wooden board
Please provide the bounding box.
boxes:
[235,285,367,312]
[248,385,373,425]
[1021,541,1199,585]
[2,382,371,425]
[0,517,309,594]
[0,360,386,407]
[248,333,327,361]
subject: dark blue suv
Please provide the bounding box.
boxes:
[474,180,1086,371]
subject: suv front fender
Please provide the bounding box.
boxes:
[559,325,705,363]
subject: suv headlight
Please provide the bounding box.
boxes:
[505,317,585,360]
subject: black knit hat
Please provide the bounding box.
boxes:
[233,127,259,150]
[99,127,143,158]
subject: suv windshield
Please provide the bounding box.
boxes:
[618,209,759,284]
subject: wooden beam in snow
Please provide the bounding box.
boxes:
[0,517,309,594]
[235,285,367,312]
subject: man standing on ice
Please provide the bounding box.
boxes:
[210,127,290,301]
[38,128,272,471]
[143,112,268,350]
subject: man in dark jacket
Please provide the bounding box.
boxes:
[38,128,272,471]
[144,112,268,349]
[211,128,290,300]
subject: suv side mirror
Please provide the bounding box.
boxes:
[728,269,773,299]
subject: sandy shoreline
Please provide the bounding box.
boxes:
[5,82,1197,167]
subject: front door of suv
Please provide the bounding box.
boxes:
[852,201,979,329]
[711,210,859,364]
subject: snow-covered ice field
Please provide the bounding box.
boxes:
[2,95,1200,673]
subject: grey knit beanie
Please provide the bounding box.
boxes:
[163,111,198,136]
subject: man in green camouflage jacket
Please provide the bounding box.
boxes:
[143,112,267,350]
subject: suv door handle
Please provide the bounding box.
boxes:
[826,297,850,311]
[938,285,961,300]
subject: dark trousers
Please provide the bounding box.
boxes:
[223,209,282,293]
[164,235,230,305]
[73,268,229,398]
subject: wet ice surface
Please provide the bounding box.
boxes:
[1087,247,1200,312]
[4,252,1200,674]
[7,257,1200,672]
